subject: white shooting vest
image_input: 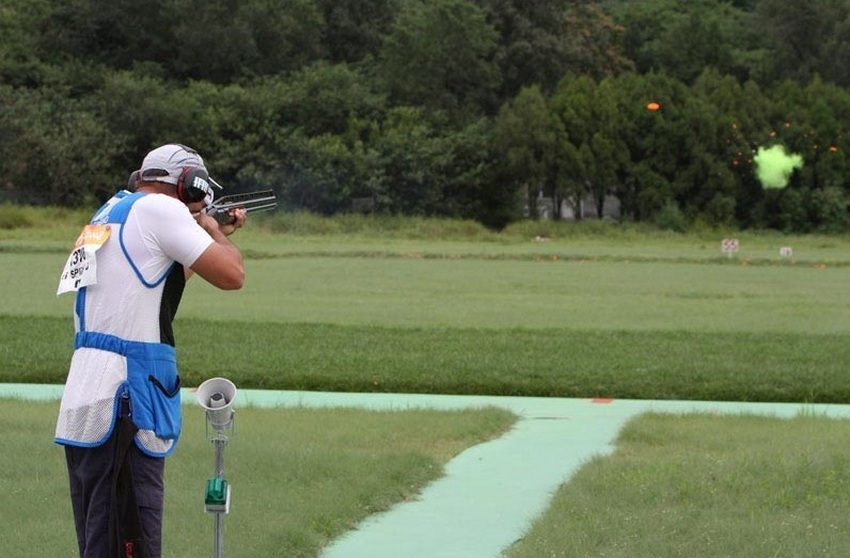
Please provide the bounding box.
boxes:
[55,191,211,457]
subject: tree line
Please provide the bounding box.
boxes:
[2,0,850,231]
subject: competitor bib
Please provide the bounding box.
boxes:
[57,224,112,295]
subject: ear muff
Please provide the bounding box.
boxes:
[128,170,140,192]
[176,167,214,204]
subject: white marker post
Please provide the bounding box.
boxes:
[721,238,739,259]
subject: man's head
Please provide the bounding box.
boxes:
[136,144,220,205]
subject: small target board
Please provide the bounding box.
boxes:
[721,238,739,256]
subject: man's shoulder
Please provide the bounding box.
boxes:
[135,192,186,211]
[131,193,193,222]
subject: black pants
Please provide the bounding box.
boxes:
[65,427,165,557]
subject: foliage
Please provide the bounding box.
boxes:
[0,203,33,228]
[492,85,563,219]
[3,0,850,232]
[378,0,500,120]
[654,199,687,231]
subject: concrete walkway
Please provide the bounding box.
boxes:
[5,384,850,558]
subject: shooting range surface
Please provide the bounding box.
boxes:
[5,384,850,558]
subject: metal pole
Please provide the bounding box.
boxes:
[212,437,227,558]
[214,512,225,558]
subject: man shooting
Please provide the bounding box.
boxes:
[55,144,247,557]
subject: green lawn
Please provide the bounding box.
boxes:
[4,212,850,556]
[506,412,850,558]
[2,399,515,557]
[4,226,850,402]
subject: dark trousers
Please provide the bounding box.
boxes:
[65,430,165,557]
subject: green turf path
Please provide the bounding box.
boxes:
[5,384,850,558]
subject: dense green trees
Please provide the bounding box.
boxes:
[3,0,850,232]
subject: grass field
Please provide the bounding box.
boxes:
[1,398,515,556]
[3,207,850,555]
[506,411,850,557]
[4,212,850,403]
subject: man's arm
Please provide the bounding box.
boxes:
[188,209,246,290]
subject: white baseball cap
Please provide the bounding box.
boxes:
[139,144,210,186]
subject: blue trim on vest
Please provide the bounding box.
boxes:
[101,191,174,288]
[91,190,140,225]
[55,405,120,448]
[69,191,183,458]
[74,331,181,457]
[75,287,87,332]
[118,218,174,288]
[54,383,124,449]
[74,331,176,362]
[74,190,144,329]
[55,436,113,449]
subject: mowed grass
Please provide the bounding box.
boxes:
[506,412,850,558]
[1,398,515,557]
[5,210,850,555]
[4,237,850,402]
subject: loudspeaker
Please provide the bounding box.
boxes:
[196,377,237,431]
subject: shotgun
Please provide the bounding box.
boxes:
[206,190,278,225]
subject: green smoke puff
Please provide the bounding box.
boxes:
[753,145,803,189]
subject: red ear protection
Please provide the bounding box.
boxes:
[176,167,214,203]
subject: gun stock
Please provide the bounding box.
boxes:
[207,190,277,225]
